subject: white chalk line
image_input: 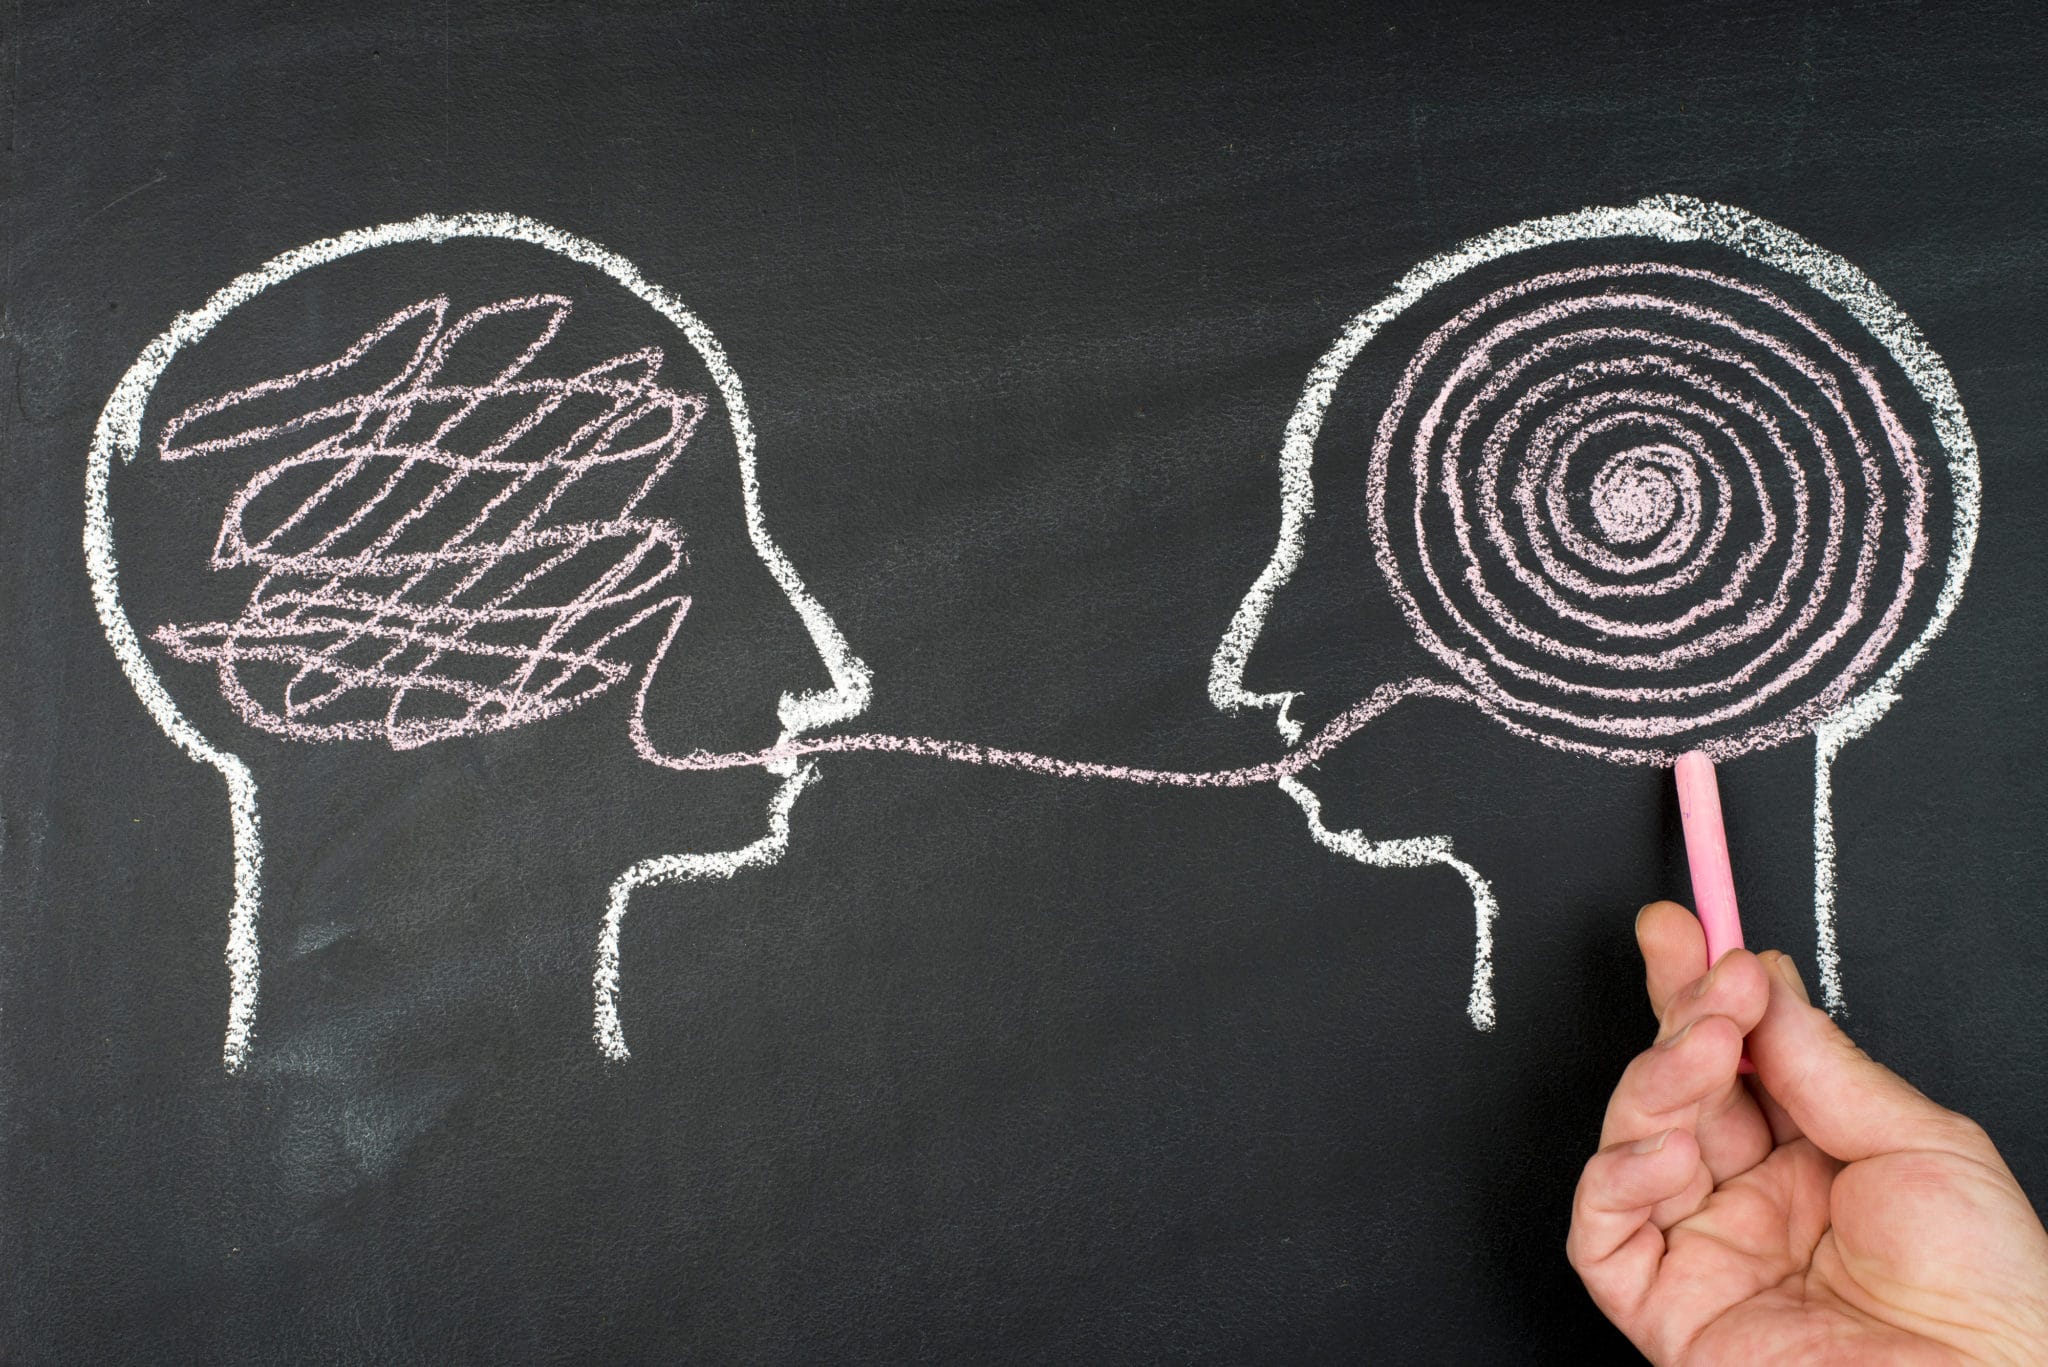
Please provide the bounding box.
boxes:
[1279,775,1500,1031]
[594,765,818,1062]
[1811,687,1898,1015]
[89,199,1977,1065]
[1212,194,1978,1012]
[600,704,1506,1053]
[87,213,874,1071]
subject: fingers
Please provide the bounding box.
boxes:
[1602,1012,1747,1132]
[1602,950,1773,1181]
[1637,901,1707,1019]
[1567,1127,1702,1316]
[1746,953,1806,1145]
[1748,952,1995,1164]
[1648,946,1771,1050]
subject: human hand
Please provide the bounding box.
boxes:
[1567,901,2048,1364]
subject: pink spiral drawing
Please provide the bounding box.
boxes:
[1368,262,1936,763]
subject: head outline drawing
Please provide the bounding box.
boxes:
[85,212,874,1071]
[1208,193,1980,1011]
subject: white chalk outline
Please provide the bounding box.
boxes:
[89,199,1976,1068]
[86,213,873,1071]
[1280,775,1501,1030]
[594,764,817,1060]
[1209,194,1979,1015]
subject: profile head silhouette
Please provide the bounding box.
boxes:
[1210,195,1979,1010]
[85,214,872,1070]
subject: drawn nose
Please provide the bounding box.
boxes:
[1227,508,1427,745]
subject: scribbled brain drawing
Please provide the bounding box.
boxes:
[149,294,704,750]
[88,199,1979,1067]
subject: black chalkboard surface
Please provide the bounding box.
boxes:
[5,3,2045,1361]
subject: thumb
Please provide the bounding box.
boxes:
[1748,952,1986,1164]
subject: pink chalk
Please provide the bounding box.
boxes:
[1674,750,1755,1073]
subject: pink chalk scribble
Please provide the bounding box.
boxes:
[150,268,1938,783]
[92,201,1970,1064]
[151,294,704,749]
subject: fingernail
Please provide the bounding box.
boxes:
[1773,954,1809,1005]
[1658,1020,1695,1051]
[1630,1129,1672,1154]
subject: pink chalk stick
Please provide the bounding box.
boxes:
[1674,750,1756,1073]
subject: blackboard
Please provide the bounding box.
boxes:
[5,3,2045,1361]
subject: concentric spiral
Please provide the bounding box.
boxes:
[1368,259,1938,761]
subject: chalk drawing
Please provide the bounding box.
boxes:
[1210,194,1978,1014]
[90,196,1973,1067]
[151,294,703,748]
[87,213,871,1071]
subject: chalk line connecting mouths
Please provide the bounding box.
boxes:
[91,213,1509,1073]
[89,195,1975,1070]
[597,675,1494,1057]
